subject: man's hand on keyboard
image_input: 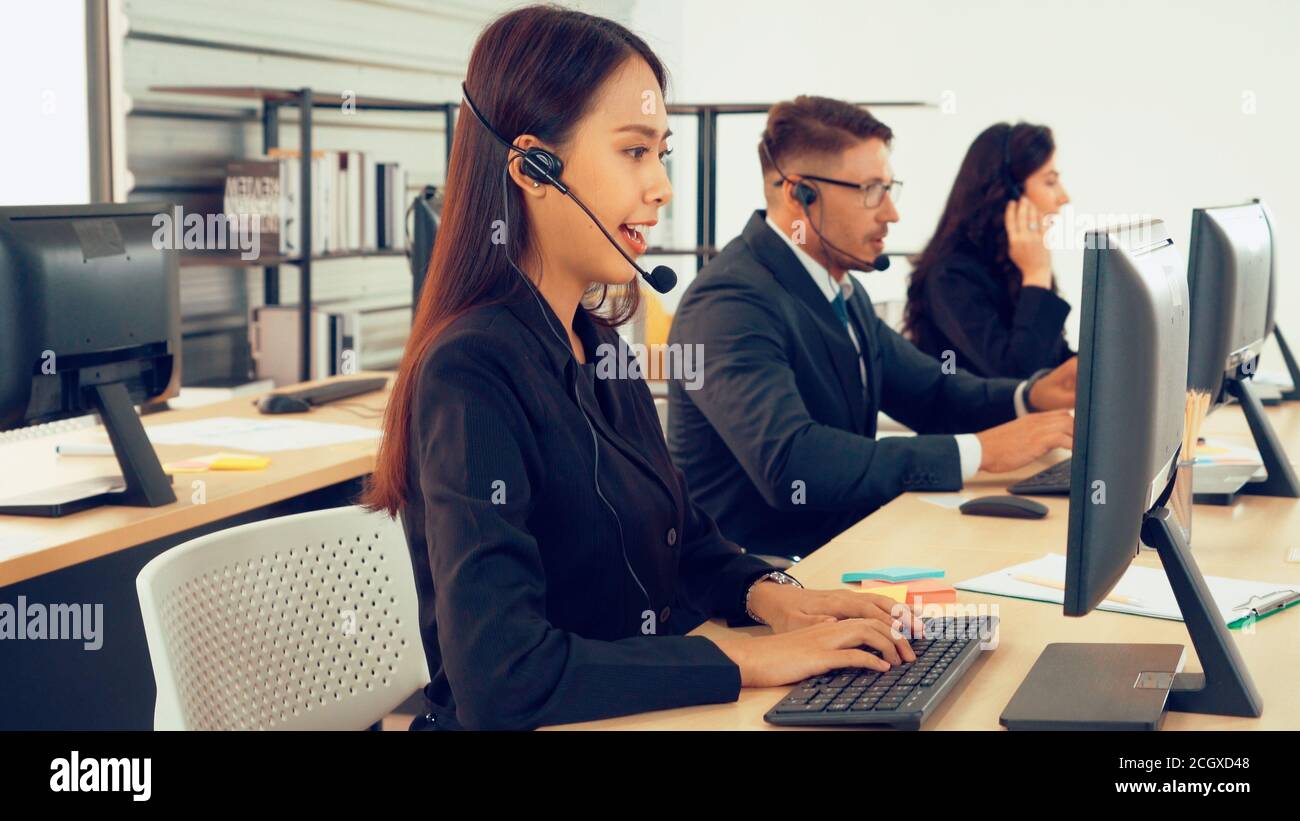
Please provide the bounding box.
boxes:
[976,410,1074,473]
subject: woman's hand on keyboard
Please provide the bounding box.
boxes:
[747,582,925,643]
[710,618,911,688]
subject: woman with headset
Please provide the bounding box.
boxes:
[364,5,920,731]
[904,123,1075,379]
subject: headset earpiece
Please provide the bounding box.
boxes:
[520,147,564,187]
[793,180,818,207]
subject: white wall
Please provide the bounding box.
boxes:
[0,0,91,205]
[629,0,1300,349]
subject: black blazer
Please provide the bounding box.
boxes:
[910,240,1073,378]
[398,286,774,731]
[667,211,1020,559]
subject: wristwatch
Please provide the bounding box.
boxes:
[745,570,803,625]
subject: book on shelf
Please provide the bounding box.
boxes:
[223,148,409,259]
[376,162,408,251]
[223,159,292,255]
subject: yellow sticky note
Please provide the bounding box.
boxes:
[208,453,271,471]
[864,584,909,604]
[162,452,270,474]
[1195,445,1232,456]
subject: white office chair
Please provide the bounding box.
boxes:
[136,505,430,730]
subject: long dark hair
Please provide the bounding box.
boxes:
[365,4,668,515]
[903,122,1055,348]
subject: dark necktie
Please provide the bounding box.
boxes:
[831,291,851,329]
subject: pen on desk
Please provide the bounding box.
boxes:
[1011,573,1145,607]
[55,443,114,457]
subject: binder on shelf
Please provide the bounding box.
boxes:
[250,302,409,387]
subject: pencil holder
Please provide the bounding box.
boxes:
[1169,459,1195,548]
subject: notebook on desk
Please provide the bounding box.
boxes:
[957,553,1297,629]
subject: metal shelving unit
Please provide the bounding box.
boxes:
[151,86,458,382]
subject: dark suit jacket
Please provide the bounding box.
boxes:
[399,285,774,730]
[667,211,1020,559]
[910,239,1074,378]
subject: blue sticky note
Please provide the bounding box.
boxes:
[842,566,944,583]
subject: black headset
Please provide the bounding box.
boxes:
[1001,124,1024,201]
[759,137,890,272]
[459,82,676,295]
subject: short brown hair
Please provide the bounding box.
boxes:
[759,95,893,179]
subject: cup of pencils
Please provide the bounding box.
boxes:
[1173,390,1211,547]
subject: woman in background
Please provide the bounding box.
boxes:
[904,122,1073,379]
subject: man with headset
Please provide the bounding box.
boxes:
[667,95,1077,560]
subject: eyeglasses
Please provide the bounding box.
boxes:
[776,174,904,208]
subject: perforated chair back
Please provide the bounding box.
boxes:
[136,506,430,730]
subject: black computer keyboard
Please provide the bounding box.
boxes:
[763,615,999,730]
[282,376,389,406]
[1008,457,1072,496]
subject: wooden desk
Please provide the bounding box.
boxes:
[0,374,390,730]
[0,374,391,586]
[557,401,1300,730]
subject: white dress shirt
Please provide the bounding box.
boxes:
[765,215,1030,480]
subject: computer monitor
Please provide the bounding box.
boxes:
[0,201,181,516]
[1066,220,1189,617]
[1001,219,1261,730]
[1186,201,1298,498]
[409,185,441,307]
[1187,202,1273,400]
[1261,196,1300,402]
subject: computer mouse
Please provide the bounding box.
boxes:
[256,394,312,414]
[958,495,1049,519]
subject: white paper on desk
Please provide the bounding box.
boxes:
[1253,369,1295,392]
[1195,437,1263,467]
[143,416,379,453]
[918,494,970,510]
[0,529,48,557]
[956,553,1293,626]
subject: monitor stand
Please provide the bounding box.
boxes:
[1274,327,1300,401]
[1227,377,1300,497]
[1000,507,1263,730]
[0,381,176,517]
